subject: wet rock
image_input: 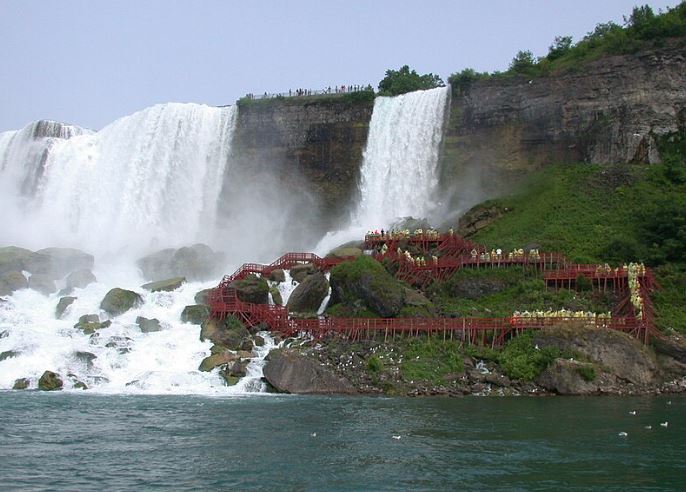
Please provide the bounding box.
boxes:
[198,351,239,372]
[35,248,94,279]
[38,370,63,391]
[0,270,28,296]
[230,275,269,304]
[537,359,599,395]
[72,351,97,369]
[137,244,224,281]
[240,338,254,352]
[74,314,111,334]
[0,350,20,362]
[65,269,97,291]
[0,330,9,339]
[0,246,49,276]
[269,269,286,283]
[55,296,77,319]
[100,288,142,316]
[326,244,363,259]
[73,381,88,390]
[226,360,248,378]
[28,274,57,295]
[270,286,283,306]
[180,304,210,325]
[13,378,30,390]
[264,349,357,394]
[200,316,250,350]
[136,316,162,333]
[194,288,213,305]
[105,336,133,353]
[287,272,329,313]
[289,263,317,283]
[457,205,507,238]
[141,277,186,292]
[254,335,266,347]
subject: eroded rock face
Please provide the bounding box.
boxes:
[287,272,329,313]
[13,378,30,390]
[100,288,142,316]
[263,349,356,395]
[536,359,599,395]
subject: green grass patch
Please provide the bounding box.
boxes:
[398,338,464,385]
[497,332,569,381]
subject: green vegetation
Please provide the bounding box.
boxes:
[236,89,375,108]
[366,355,383,373]
[497,332,568,381]
[449,2,686,92]
[427,266,614,318]
[576,365,597,382]
[377,65,444,96]
[398,338,464,385]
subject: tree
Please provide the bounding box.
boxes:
[509,50,536,73]
[378,65,444,96]
[547,36,573,61]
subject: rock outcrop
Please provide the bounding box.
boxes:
[264,349,356,394]
[287,272,329,313]
[0,271,27,296]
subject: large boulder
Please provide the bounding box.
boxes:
[35,248,94,279]
[74,314,111,334]
[137,244,223,281]
[0,271,28,295]
[136,316,162,333]
[100,288,143,316]
[199,316,250,350]
[0,246,49,276]
[287,272,329,313]
[230,275,269,304]
[72,351,97,369]
[194,288,214,305]
[289,263,317,283]
[38,370,63,391]
[28,274,57,295]
[13,378,30,390]
[180,305,210,325]
[534,326,659,385]
[329,256,405,317]
[198,349,239,372]
[264,349,356,394]
[65,269,97,291]
[326,240,364,259]
[268,269,286,283]
[141,277,186,292]
[55,296,77,318]
[536,359,599,395]
[0,350,20,362]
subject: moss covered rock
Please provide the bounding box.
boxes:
[200,316,250,350]
[230,274,269,304]
[55,296,77,319]
[289,263,317,283]
[287,272,329,313]
[194,288,214,305]
[136,316,162,333]
[38,371,63,391]
[269,269,286,283]
[100,288,143,316]
[74,314,111,334]
[329,256,405,317]
[141,277,186,292]
[180,305,210,325]
[270,286,283,306]
[198,350,239,372]
[13,378,30,390]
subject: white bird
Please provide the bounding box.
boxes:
[311,432,317,437]
[644,425,652,430]
[667,401,672,405]
[535,344,540,351]
[660,422,669,427]
[392,435,401,440]
[629,411,637,415]
[618,432,628,437]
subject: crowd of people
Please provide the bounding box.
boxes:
[627,262,646,319]
[243,84,373,101]
[512,309,613,325]
[469,248,541,262]
[366,228,447,240]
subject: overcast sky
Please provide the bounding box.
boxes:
[0,0,680,132]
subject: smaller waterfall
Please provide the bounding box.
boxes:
[229,331,278,393]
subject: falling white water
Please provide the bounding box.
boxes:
[0,103,236,255]
[316,86,449,254]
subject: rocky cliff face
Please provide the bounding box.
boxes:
[225,97,373,238]
[440,40,686,209]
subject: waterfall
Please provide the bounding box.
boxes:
[316,86,450,254]
[0,103,236,255]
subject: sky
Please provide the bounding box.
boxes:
[0,0,681,132]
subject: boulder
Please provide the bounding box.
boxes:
[100,288,143,316]
[55,296,77,319]
[0,330,9,339]
[198,350,239,372]
[269,269,286,283]
[289,263,317,283]
[136,316,162,333]
[653,335,686,364]
[35,248,94,279]
[254,335,266,347]
[38,370,63,391]
[239,338,254,352]
[73,382,88,390]
[170,244,221,281]
[230,275,269,304]
[0,270,28,296]
[194,288,214,305]
[534,326,658,385]
[137,248,175,280]
[13,378,30,390]
[141,277,186,292]
[225,360,248,378]
[329,256,405,317]
[105,336,132,353]
[390,217,434,232]
[536,359,599,395]
[28,274,57,295]
[270,287,283,306]
[65,269,97,290]
[0,350,20,362]
[403,288,432,306]
[263,349,356,394]
[326,244,364,259]
[0,246,49,276]
[287,272,329,313]
[74,314,112,334]
[199,316,250,350]
[180,305,210,325]
[72,351,97,369]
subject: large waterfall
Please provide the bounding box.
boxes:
[316,86,450,254]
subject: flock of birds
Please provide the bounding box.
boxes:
[618,400,672,437]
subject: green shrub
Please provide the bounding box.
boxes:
[367,355,383,373]
[498,332,562,381]
[576,365,597,382]
[378,65,444,96]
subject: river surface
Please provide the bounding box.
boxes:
[0,393,683,491]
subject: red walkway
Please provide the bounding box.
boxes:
[208,233,657,346]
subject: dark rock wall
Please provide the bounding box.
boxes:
[440,40,686,208]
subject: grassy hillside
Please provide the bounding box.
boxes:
[464,141,686,334]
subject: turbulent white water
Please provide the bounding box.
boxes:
[316,86,450,254]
